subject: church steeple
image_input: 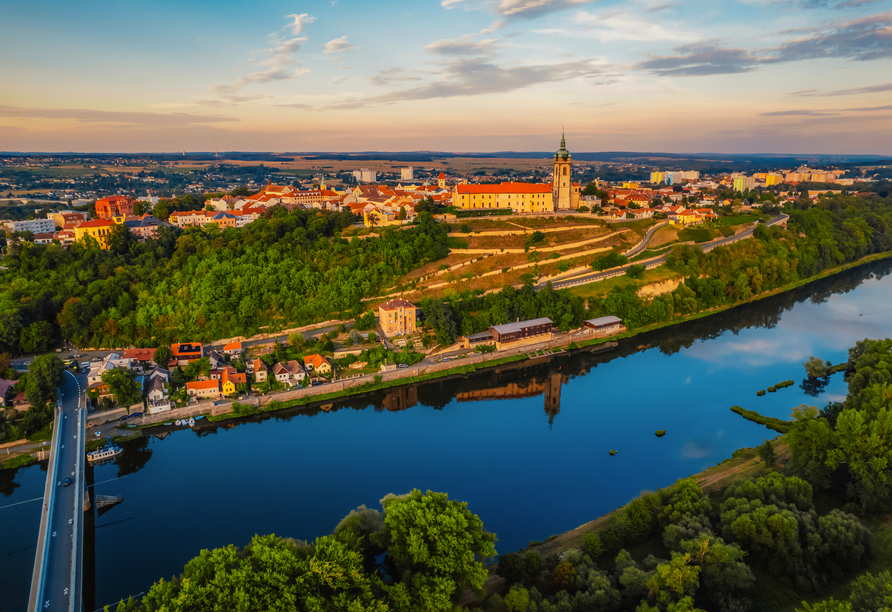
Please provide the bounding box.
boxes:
[555,129,570,161]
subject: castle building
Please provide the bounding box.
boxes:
[553,132,580,210]
[452,133,580,213]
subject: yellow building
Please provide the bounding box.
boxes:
[622,182,640,190]
[378,299,418,337]
[650,172,665,184]
[73,219,115,249]
[452,134,580,213]
[453,182,554,212]
[765,173,783,186]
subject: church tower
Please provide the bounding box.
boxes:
[553,131,573,210]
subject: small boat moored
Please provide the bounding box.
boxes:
[87,437,123,462]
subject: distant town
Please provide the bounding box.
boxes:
[1,137,886,248]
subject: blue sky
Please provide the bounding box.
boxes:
[1,0,891,153]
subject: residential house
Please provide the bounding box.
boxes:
[53,229,76,245]
[272,360,306,387]
[95,196,136,220]
[207,350,225,369]
[122,215,165,241]
[87,353,132,385]
[33,232,55,245]
[10,392,31,412]
[186,379,220,400]
[145,368,171,414]
[171,343,203,366]
[121,348,156,367]
[252,358,268,383]
[0,378,16,407]
[223,341,243,356]
[221,367,247,395]
[73,219,116,249]
[378,299,418,338]
[303,354,332,376]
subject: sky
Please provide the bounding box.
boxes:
[1,0,891,154]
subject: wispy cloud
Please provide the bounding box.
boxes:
[637,11,892,76]
[284,13,315,34]
[369,67,425,86]
[496,0,602,18]
[761,109,838,116]
[332,57,604,109]
[790,81,892,96]
[323,35,358,55]
[425,34,502,55]
[0,105,236,127]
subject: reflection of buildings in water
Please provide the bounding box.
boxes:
[455,370,568,425]
[382,385,418,412]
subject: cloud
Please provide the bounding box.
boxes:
[323,36,358,54]
[790,81,892,96]
[425,34,502,55]
[761,109,838,116]
[442,0,469,7]
[0,105,236,128]
[284,13,315,34]
[332,57,604,109]
[496,0,601,19]
[637,12,892,77]
[846,103,892,110]
[575,9,696,42]
[767,11,892,63]
[369,67,425,86]
[636,42,760,75]
[647,2,677,11]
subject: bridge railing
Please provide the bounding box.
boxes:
[28,398,62,612]
[69,393,85,612]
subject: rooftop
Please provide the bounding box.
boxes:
[379,299,416,311]
[491,317,553,335]
[456,182,552,195]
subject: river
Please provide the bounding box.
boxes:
[3,259,892,612]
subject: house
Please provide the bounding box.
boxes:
[272,360,306,387]
[223,341,243,356]
[207,350,225,369]
[171,342,203,366]
[145,368,171,414]
[95,196,136,220]
[221,367,247,395]
[489,318,553,351]
[0,378,17,407]
[10,392,31,413]
[252,358,268,383]
[121,348,156,365]
[186,379,220,400]
[583,316,625,337]
[87,353,131,385]
[303,354,332,376]
[378,299,418,338]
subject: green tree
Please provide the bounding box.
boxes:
[373,489,496,610]
[504,585,530,612]
[849,571,892,611]
[101,368,142,407]
[20,321,53,354]
[758,439,777,467]
[25,354,64,407]
[153,346,172,367]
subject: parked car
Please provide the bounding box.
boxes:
[80,362,90,369]
[398,364,409,368]
[62,478,71,487]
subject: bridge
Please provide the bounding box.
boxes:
[28,369,87,612]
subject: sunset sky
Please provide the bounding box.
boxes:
[2,0,891,154]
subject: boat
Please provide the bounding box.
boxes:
[87,437,123,462]
[188,418,196,427]
[175,419,182,426]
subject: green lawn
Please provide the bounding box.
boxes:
[720,213,768,226]
[567,266,681,300]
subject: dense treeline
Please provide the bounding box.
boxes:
[420,284,586,346]
[583,194,892,330]
[0,210,449,351]
[494,475,872,612]
[105,489,496,612]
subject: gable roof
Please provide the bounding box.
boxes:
[121,348,156,361]
[186,379,219,391]
[303,354,330,369]
[456,182,551,195]
[171,342,203,357]
[379,299,416,311]
[223,341,243,351]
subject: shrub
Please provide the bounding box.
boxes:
[757,389,766,396]
[581,532,603,558]
[626,264,645,279]
[552,561,575,587]
[655,430,666,437]
[767,386,777,392]
[460,223,473,234]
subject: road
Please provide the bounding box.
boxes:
[549,215,788,290]
[623,221,670,258]
[37,369,86,612]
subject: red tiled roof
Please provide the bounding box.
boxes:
[223,342,242,351]
[304,354,330,369]
[379,299,416,311]
[121,348,156,361]
[76,219,115,228]
[456,182,551,195]
[186,380,219,390]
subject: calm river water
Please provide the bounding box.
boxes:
[3,259,892,611]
